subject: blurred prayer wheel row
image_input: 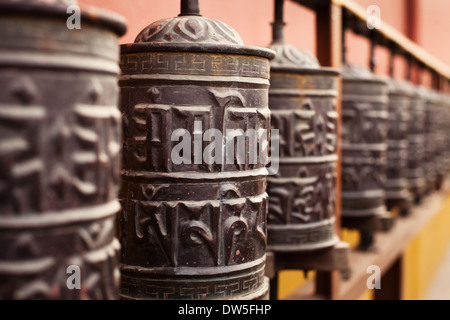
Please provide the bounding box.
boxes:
[3,0,450,301]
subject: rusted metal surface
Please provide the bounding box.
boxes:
[385,80,412,215]
[341,64,389,221]
[118,0,275,300]
[266,0,339,252]
[0,0,126,299]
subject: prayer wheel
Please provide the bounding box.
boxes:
[385,80,412,216]
[341,64,389,222]
[430,91,446,190]
[266,0,339,252]
[0,0,126,299]
[406,84,427,203]
[118,0,275,300]
[420,87,441,193]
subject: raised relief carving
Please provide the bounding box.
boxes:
[134,16,243,45]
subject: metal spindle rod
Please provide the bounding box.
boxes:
[369,31,376,72]
[342,9,348,64]
[179,0,201,16]
[406,54,412,82]
[389,44,395,78]
[272,0,285,43]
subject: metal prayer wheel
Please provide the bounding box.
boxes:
[385,80,412,215]
[341,64,389,221]
[405,84,427,203]
[430,90,446,190]
[118,0,275,300]
[0,0,126,299]
[266,0,339,252]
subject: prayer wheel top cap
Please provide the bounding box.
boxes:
[268,42,319,69]
[342,63,388,84]
[0,0,127,36]
[267,42,339,75]
[124,0,275,59]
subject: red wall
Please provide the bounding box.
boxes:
[416,0,450,69]
[79,0,315,52]
[79,0,449,85]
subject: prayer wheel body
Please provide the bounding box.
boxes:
[341,65,389,220]
[266,42,339,252]
[0,0,126,299]
[118,4,275,300]
[420,87,441,193]
[406,85,427,202]
[385,80,411,215]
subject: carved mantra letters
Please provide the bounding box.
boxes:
[119,37,274,299]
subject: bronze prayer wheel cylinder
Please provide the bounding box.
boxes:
[267,44,340,251]
[341,64,389,219]
[0,0,126,299]
[118,0,275,300]
[385,80,412,215]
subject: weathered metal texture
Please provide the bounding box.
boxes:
[0,0,126,299]
[266,29,340,251]
[405,84,427,202]
[341,64,389,219]
[118,0,275,300]
[385,80,412,214]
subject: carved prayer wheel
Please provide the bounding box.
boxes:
[385,80,412,215]
[118,0,275,300]
[341,64,389,221]
[0,0,126,299]
[406,84,427,203]
[266,0,339,252]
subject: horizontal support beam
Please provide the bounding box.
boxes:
[285,181,450,300]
